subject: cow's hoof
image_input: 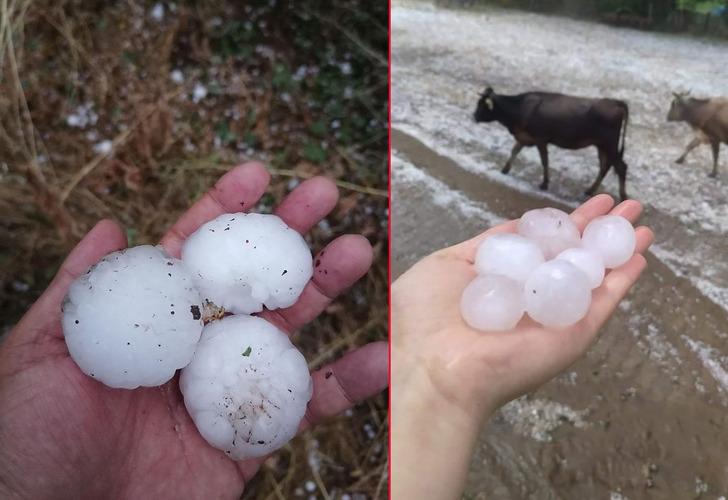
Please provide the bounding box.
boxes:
[539,182,549,191]
[584,189,595,197]
[708,172,718,179]
[675,157,685,164]
[501,167,511,175]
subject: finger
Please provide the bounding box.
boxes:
[600,223,653,280]
[569,193,615,231]
[159,162,270,257]
[584,253,648,333]
[274,176,339,234]
[9,220,127,341]
[260,235,373,333]
[634,226,655,254]
[608,198,643,224]
[301,341,389,430]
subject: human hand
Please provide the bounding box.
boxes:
[0,163,388,500]
[391,194,653,500]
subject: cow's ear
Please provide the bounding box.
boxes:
[485,97,494,110]
[484,86,494,96]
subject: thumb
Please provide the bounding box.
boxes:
[8,220,127,344]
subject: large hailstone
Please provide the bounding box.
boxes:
[523,260,592,327]
[475,233,545,283]
[181,213,313,314]
[61,245,204,389]
[180,315,313,459]
[555,247,605,289]
[460,274,525,331]
[581,215,636,268]
[517,208,580,259]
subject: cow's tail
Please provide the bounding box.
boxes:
[618,101,629,159]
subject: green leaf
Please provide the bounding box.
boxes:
[215,121,236,145]
[242,346,252,357]
[272,64,293,90]
[309,120,327,137]
[243,131,258,147]
[126,228,138,247]
[303,142,327,163]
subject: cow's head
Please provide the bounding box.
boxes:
[667,91,690,122]
[474,87,497,123]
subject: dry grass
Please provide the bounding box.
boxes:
[0,0,388,498]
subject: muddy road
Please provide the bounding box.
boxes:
[392,3,728,498]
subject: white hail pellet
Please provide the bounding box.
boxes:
[475,233,545,283]
[460,274,525,331]
[517,207,580,259]
[555,247,605,289]
[181,213,313,314]
[523,260,592,327]
[61,245,203,389]
[180,315,313,459]
[581,215,636,268]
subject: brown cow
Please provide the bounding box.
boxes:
[667,92,728,178]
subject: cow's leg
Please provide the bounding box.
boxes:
[585,148,610,197]
[676,136,703,164]
[709,141,720,178]
[614,157,629,201]
[537,144,549,190]
[502,142,523,174]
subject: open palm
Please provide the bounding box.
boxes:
[0,163,387,499]
[392,194,653,418]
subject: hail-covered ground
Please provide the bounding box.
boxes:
[393,1,728,498]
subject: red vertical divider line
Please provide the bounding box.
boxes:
[387,0,393,497]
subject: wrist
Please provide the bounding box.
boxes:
[392,334,500,422]
[391,356,491,500]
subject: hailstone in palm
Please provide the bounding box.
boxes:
[555,247,605,289]
[581,215,636,268]
[180,315,313,459]
[61,245,203,389]
[460,274,525,331]
[523,260,592,327]
[181,213,313,314]
[462,205,638,330]
[517,208,580,259]
[60,207,322,459]
[475,233,545,283]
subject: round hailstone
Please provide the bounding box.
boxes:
[181,213,313,314]
[61,245,203,389]
[581,215,636,269]
[460,274,525,331]
[475,233,545,283]
[555,247,605,289]
[517,208,580,259]
[523,260,592,327]
[180,315,313,460]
